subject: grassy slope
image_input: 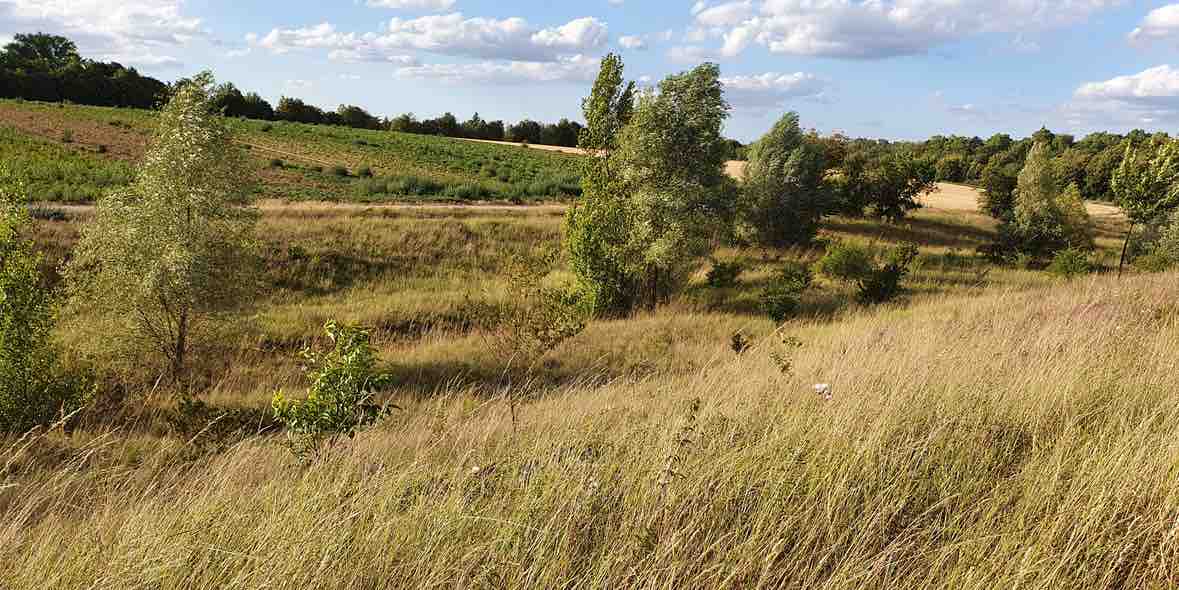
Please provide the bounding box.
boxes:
[0,99,581,203]
[4,270,1177,588]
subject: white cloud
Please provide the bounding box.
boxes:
[249,13,607,62]
[618,35,646,50]
[1129,4,1179,45]
[0,0,203,68]
[692,0,1123,59]
[1064,65,1179,129]
[365,0,457,10]
[1076,65,1179,104]
[285,79,314,89]
[694,1,754,27]
[395,54,598,83]
[721,71,831,109]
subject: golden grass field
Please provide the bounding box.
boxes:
[6,106,1177,589]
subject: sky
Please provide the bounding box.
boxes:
[4,1,1179,142]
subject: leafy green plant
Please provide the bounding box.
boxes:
[1046,248,1094,279]
[0,172,91,433]
[857,243,920,304]
[760,261,813,322]
[706,260,743,288]
[272,321,394,459]
[815,240,876,283]
[491,248,587,373]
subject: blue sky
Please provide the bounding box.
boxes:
[4,1,1179,141]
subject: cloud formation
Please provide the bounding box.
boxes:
[1129,4,1179,45]
[720,71,831,109]
[249,14,608,63]
[395,54,599,83]
[685,0,1123,59]
[0,0,204,67]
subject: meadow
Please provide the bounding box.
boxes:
[5,93,1179,589]
[5,203,1178,586]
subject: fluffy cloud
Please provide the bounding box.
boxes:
[720,71,831,109]
[1063,65,1179,129]
[691,0,1123,59]
[1129,4,1179,45]
[395,54,598,83]
[1076,65,1179,105]
[249,14,607,62]
[365,0,457,10]
[0,0,203,67]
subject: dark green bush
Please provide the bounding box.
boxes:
[857,243,919,304]
[331,165,349,177]
[1046,248,1094,279]
[760,261,813,322]
[706,260,743,288]
[269,158,284,168]
[815,240,876,283]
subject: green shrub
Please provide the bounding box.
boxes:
[331,165,349,177]
[271,321,393,459]
[1046,247,1094,279]
[706,260,743,288]
[357,165,374,178]
[760,261,813,322]
[260,123,273,132]
[268,158,284,168]
[857,243,920,304]
[60,129,73,143]
[815,240,876,283]
[1,176,91,433]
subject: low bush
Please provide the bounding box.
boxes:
[706,260,743,288]
[760,261,813,322]
[1046,248,1094,279]
[268,158,284,168]
[357,165,374,178]
[815,240,876,283]
[857,243,920,304]
[271,321,393,459]
[331,165,349,177]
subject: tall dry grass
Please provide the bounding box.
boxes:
[4,271,1177,588]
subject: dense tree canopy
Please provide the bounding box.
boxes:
[0,33,166,109]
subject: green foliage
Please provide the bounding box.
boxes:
[979,159,1019,219]
[815,240,876,283]
[0,126,133,203]
[0,33,166,109]
[935,154,966,182]
[834,148,934,221]
[565,54,643,316]
[272,321,392,459]
[1046,248,1094,279]
[760,261,813,322]
[0,173,90,433]
[491,248,587,371]
[65,72,259,383]
[856,243,920,304]
[705,260,743,289]
[618,62,736,308]
[1111,140,1179,226]
[992,143,1094,264]
[742,112,829,247]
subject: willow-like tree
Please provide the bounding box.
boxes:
[1002,140,1093,261]
[1110,139,1179,275]
[66,72,259,383]
[742,112,829,247]
[618,62,736,309]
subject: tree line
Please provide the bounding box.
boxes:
[0,33,166,109]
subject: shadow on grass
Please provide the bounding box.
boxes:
[824,214,996,249]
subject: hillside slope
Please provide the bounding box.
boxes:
[0,99,582,203]
[5,270,1177,588]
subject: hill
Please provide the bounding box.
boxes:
[0,99,583,203]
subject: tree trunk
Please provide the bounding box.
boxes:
[173,308,188,384]
[1118,223,1134,279]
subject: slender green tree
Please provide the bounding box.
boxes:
[1000,141,1094,262]
[1110,140,1179,275]
[742,112,829,247]
[618,62,736,309]
[564,54,642,316]
[66,72,259,383]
